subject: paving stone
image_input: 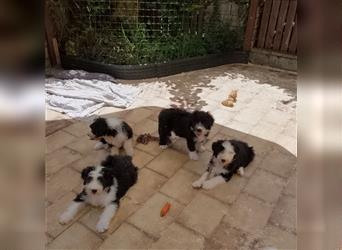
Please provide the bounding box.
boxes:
[70,150,109,172]
[80,197,140,236]
[160,169,198,205]
[284,172,296,197]
[183,150,212,176]
[255,224,297,250]
[124,108,154,124]
[48,222,102,250]
[220,126,248,140]
[146,149,188,177]
[148,108,161,122]
[128,192,184,238]
[224,194,273,234]
[260,148,296,178]
[63,122,89,137]
[270,195,296,233]
[244,154,264,178]
[47,192,90,238]
[46,130,76,154]
[136,140,163,156]
[242,135,274,158]
[46,147,82,176]
[127,168,167,204]
[207,123,222,139]
[204,175,247,204]
[132,118,158,136]
[132,149,154,168]
[250,121,284,142]
[47,168,82,203]
[150,223,205,250]
[66,137,96,155]
[208,222,255,250]
[244,169,285,204]
[46,119,73,136]
[204,238,225,250]
[99,223,153,249]
[177,193,226,237]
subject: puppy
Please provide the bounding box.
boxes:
[192,139,254,189]
[158,108,214,160]
[88,117,133,156]
[59,155,138,233]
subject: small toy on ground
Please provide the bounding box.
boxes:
[136,133,159,145]
[160,202,171,217]
[221,90,238,107]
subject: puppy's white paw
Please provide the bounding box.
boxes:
[96,221,109,233]
[59,212,73,225]
[94,142,106,150]
[192,180,203,189]
[198,145,206,152]
[189,151,199,160]
[202,181,215,190]
[237,167,245,176]
[159,145,168,149]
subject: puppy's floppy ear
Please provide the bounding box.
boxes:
[206,111,214,127]
[212,140,224,156]
[81,166,94,180]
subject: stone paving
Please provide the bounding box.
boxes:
[46,107,297,250]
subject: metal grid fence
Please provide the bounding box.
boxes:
[48,0,249,65]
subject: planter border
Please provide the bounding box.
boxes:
[61,51,249,80]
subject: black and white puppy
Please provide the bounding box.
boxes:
[192,139,254,189]
[158,108,214,160]
[88,117,134,156]
[59,155,138,233]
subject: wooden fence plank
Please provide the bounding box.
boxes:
[243,0,259,51]
[257,0,273,48]
[281,0,297,52]
[265,0,281,49]
[288,16,297,53]
[273,0,289,51]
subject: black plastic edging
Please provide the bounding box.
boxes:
[61,51,249,80]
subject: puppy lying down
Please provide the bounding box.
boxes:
[59,155,138,233]
[193,139,254,190]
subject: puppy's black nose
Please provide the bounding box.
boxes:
[91,189,97,194]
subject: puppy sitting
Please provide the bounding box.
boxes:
[192,139,254,189]
[59,155,138,233]
[88,117,133,156]
[158,108,214,160]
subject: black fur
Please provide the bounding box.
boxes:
[211,139,255,182]
[81,166,95,185]
[158,108,214,152]
[100,155,138,201]
[90,118,118,138]
[122,121,133,139]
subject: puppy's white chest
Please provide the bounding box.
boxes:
[86,189,117,207]
[209,166,228,179]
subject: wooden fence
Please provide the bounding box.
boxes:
[244,0,297,55]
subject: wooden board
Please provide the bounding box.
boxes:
[281,0,297,52]
[272,0,290,51]
[243,0,259,51]
[257,0,273,48]
[288,15,297,54]
[265,0,281,49]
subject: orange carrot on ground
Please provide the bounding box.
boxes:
[160,202,171,217]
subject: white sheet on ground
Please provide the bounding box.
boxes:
[46,77,141,118]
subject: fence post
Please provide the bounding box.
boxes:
[45,3,58,66]
[243,0,259,51]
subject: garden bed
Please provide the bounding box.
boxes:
[61,51,248,80]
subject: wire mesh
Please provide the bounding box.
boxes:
[49,0,248,65]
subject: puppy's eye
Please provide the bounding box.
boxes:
[86,176,92,183]
[205,132,209,137]
[196,128,202,133]
[221,159,226,163]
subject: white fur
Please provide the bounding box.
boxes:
[202,176,226,189]
[123,139,134,156]
[96,203,118,232]
[195,141,206,152]
[237,167,244,176]
[94,141,109,150]
[192,171,209,188]
[59,201,85,224]
[159,145,168,149]
[189,151,199,160]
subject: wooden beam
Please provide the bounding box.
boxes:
[243,0,259,51]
